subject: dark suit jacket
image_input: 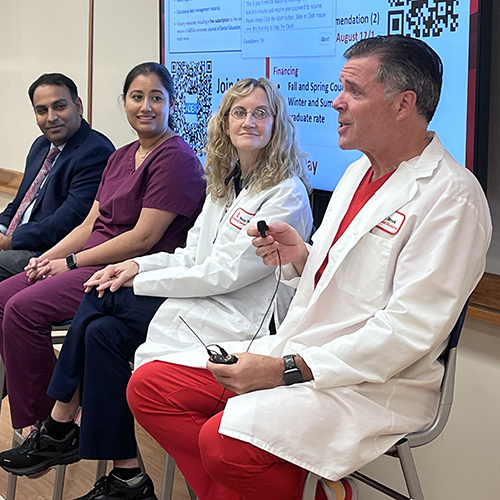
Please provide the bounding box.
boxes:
[0,119,114,253]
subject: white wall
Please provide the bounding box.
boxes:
[92,0,160,148]
[0,0,90,173]
[0,2,500,500]
[0,0,160,173]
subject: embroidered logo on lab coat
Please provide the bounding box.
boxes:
[230,207,256,230]
[376,211,405,235]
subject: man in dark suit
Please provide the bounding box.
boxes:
[0,73,114,281]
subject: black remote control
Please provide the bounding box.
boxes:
[257,220,269,238]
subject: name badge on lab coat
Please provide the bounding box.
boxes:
[376,211,405,235]
[230,207,256,230]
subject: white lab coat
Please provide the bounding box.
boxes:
[133,176,313,366]
[159,133,492,480]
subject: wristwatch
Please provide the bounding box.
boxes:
[65,253,78,270]
[283,354,304,386]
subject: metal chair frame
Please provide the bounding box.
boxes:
[160,453,197,500]
[301,301,469,500]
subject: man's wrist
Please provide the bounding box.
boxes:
[0,233,13,250]
[283,354,304,385]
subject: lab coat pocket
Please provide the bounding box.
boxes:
[215,223,241,247]
[335,232,393,302]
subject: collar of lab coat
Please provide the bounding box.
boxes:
[309,131,445,299]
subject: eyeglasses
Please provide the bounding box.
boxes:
[229,106,272,120]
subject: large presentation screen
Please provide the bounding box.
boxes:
[162,0,478,192]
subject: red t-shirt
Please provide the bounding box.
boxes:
[314,166,395,287]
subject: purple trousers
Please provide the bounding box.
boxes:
[0,267,100,429]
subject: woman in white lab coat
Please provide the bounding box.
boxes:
[6,77,313,500]
[101,77,314,363]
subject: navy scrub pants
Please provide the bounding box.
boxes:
[47,287,165,460]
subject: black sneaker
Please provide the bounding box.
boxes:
[74,473,158,500]
[0,421,80,476]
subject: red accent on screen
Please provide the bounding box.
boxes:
[160,10,165,64]
[266,57,270,79]
[466,9,478,172]
[466,67,476,172]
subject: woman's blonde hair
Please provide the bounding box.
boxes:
[205,78,311,200]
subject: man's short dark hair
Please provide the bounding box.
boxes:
[344,35,443,122]
[28,73,79,105]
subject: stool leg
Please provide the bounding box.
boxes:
[396,441,425,500]
[137,446,146,474]
[301,472,321,500]
[95,460,107,481]
[160,453,175,500]
[52,465,67,500]
[186,482,197,500]
[6,472,18,500]
[6,429,24,500]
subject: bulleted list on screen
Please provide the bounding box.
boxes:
[169,0,335,58]
[169,0,241,53]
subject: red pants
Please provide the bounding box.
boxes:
[127,361,327,500]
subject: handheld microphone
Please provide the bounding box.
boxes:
[257,220,269,238]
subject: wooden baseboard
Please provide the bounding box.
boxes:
[0,168,22,195]
[467,305,500,326]
[469,272,500,325]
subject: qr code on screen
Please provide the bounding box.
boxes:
[388,0,459,37]
[170,60,213,156]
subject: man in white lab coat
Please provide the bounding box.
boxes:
[127,36,492,500]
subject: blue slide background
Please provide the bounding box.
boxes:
[165,0,469,192]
